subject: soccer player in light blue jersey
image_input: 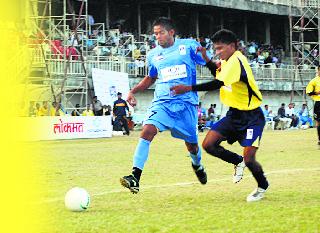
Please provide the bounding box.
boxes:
[120,17,212,193]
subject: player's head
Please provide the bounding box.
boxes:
[212,29,238,60]
[152,17,175,48]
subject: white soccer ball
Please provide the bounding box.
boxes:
[65,187,90,212]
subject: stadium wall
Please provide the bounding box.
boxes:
[128,89,314,118]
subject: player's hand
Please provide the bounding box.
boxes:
[196,46,210,62]
[127,91,137,107]
[170,85,192,95]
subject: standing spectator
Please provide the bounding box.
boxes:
[113,92,130,135]
[306,65,320,145]
[92,96,103,116]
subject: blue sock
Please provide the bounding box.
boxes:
[189,147,202,166]
[133,138,151,170]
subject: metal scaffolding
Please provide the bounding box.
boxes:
[27,0,90,114]
[289,0,319,103]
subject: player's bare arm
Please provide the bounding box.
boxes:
[127,76,157,106]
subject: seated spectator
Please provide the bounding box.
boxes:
[38,101,50,116]
[82,104,94,116]
[274,103,292,129]
[50,102,65,116]
[35,103,41,116]
[299,103,313,128]
[28,101,36,117]
[103,105,112,116]
[71,104,81,116]
[197,102,206,120]
[262,104,274,121]
[263,104,275,130]
[207,104,217,122]
[286,103,299,128]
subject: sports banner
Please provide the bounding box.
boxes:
[18,116,112,141]
[91,68,130,106]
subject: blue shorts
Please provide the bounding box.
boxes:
[143,101,198,143]
[211,107,265,147]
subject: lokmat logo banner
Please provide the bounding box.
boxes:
[18,116,112,141]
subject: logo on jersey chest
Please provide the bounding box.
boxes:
[155,54,164,61]
[179,45,186,55]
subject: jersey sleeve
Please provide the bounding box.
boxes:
[146,52,157,78]
[306,79,315,94]
[189,40,212,66]
[216,56,241,86]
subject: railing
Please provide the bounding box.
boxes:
[46,58,316,82]
[252,0,301,6]
[254,0,319,7]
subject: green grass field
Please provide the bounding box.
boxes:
[30,129,320,233]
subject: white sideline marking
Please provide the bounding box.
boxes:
[39,167,320,204]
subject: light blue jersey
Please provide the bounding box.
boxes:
[147,38,210,105]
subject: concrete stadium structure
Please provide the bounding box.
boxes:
[28,0,319,117]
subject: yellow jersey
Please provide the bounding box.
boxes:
[38,106,50,116]
[216,51,262,110]
[82,110,94,116]
[306,75,320,101]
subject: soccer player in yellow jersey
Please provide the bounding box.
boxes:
[171,29,269,202]
[306,65,320,145]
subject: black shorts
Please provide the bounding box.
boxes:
[211,107,265,147]
[314,101,320,121]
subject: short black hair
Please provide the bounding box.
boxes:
[152,17,175,31]
[212,29,237,45]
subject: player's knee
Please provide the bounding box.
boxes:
[202,142,220,156]
[185,142,198,154]
[140,125,158,141]
[244,156,255,167]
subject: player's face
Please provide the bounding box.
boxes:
[214,42,236,60]
[153,25,175,48]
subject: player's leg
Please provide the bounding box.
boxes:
[185,142,207,184]
[314,102,320,145]
[170,102,207,184]
[316,120,320,145]
[243,146,269,202]
[120,124,158,193]
[202,130,244,183]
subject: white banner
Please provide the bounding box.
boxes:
[91,68,130,106]
[18,116,112,141]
